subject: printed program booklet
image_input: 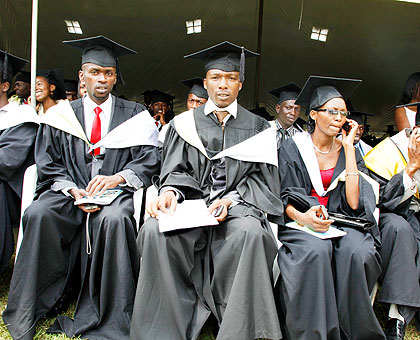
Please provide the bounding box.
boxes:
[74,189,123,206]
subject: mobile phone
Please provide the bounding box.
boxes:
[405,128,413,137]
[84,204,99,211]
[212,205,224,217]
[317,205,329,220]
[342,121,351,133]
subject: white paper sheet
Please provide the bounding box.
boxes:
[286,221,347,239]
[158,199,219,233]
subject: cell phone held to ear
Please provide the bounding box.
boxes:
[405,128,413,138]
[341,121,351,133]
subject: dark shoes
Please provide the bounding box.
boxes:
[385,318,406,340]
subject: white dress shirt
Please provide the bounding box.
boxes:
[83,94,113,153]
[204,98,238,123]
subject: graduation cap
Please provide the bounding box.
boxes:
[37,68,67,100]
[384,124,397,135]
[180,77,208,99]
[184,41,259,83]
[0,50,28,84]
[63,35,136,84]
[269,83,301,105]
[345,98,374,126]
[396,101,420,126]
[64,79,78,92]
[347,111,374,126]
[295,76,362,115]
[142,89,175,105]
[15,71,31,83]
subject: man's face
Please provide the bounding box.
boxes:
[66,91,78,101]
[79,80,87,98]
[14,81,30,99]
[203,69,242,108]
[276,100,301,129]
[0,81,10,103]
[79,63,117,104]
[150,101,169,124]
[354,124,364,144]
[187,93,207,110]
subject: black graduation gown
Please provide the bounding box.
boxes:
[368,169,420,324]
[130,104,284,340]
[0,122,37,273]
[3,97,160,340]
[276,137,385,340]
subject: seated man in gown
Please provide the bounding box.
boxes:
[3,36,160,340]
[130,41,284,340]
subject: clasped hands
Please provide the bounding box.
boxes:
[69,174,125,213]
[147,190,232,222]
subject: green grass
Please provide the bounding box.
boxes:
[1,252,420,340]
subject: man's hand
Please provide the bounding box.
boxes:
[153,113,166,126]
[85,174,125,198]
[69,187,101,213]
[207,198,232,222]
[147,190,177,219]
[406,127,420,178]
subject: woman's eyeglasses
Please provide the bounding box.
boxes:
[316,109,349,117]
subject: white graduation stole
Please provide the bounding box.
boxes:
[0,102,39,131]
[40,99,158,150]
[293,132,379,204]
[173,109,278,167]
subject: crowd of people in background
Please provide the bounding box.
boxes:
[0,35,420,340]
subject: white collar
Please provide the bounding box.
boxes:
[83,94,113,116]
[204,98,238,118]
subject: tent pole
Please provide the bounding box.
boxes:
[253,0,264,109]
[30,0,38,109]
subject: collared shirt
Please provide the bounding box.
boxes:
[355,140,373,157]
[274,119,302,148]
[84,94,113,142]
[204,98,238,124]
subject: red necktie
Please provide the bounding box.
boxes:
[91,107,102,156]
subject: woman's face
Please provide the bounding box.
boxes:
[310,97,347,137]
[35,76,55,103]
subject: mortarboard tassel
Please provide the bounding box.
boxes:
[239,46,245,83]
[116,59,125,85]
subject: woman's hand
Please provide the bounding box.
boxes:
[341,119,359,148]
[296,206,334,233]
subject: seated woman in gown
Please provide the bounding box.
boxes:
[276,76,386,340]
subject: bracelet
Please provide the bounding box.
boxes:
[345,172,359,177]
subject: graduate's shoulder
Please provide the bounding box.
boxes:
[237,104,271,132]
